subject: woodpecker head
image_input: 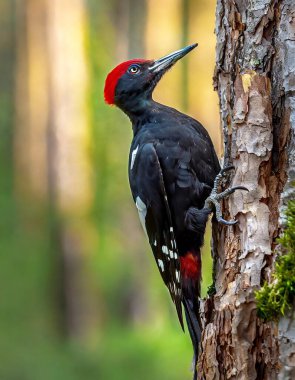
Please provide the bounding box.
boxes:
[104,43,198,114]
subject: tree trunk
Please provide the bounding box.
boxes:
[14,0,95,340]
[277,2,295,377]
[198,0,294,378]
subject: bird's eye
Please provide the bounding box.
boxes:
[128,65,141,74]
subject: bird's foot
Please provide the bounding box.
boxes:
[205,166,248,225]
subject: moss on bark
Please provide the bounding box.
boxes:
[256,200,295,320]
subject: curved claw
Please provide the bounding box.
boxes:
[212,199,238,226]
[217,217,238,226]
[216,185,249,200]
[230,185,249,192]
[205,167,247,227]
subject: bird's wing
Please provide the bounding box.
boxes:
[189,120,221,187]
[153,132,219,212]
[129,143,184,329]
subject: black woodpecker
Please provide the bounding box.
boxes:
[104,44,247,379]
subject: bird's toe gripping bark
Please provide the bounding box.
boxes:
[204,166,248,225]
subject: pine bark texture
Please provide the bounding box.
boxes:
[198,0,294,379]
[277,1,295,377]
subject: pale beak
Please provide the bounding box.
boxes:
[149,43,198,73]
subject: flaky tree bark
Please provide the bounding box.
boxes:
[277,2,295,377]
[198,0,294,378]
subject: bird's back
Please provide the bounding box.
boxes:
[129,103,220,240]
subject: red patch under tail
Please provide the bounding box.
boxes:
[180,251,201,281]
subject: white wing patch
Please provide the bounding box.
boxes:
[162,245,169,255]
[130,145,139,170]
[136,196,147,236]
[157,259,164,272]
[162,245,177,259]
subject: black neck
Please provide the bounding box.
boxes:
[130,101,173,136]
[119,98,157,135]
[119,97,152,118]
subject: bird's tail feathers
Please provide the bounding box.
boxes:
[183,294,201,380]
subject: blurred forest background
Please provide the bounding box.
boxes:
[0,0,220,379]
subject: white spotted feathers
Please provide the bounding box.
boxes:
[135,196,147,236]
[130,143,184,328]
[130,145,139,170]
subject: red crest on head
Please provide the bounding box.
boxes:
[104,59,148,105]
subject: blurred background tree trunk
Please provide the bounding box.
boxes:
[108,0,149,326]
[14,0,96,340]
[198,0,294,378]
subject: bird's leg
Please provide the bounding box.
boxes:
[204,166,248,225]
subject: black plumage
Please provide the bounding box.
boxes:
[105,44,224,379]
[128,103,219,369]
